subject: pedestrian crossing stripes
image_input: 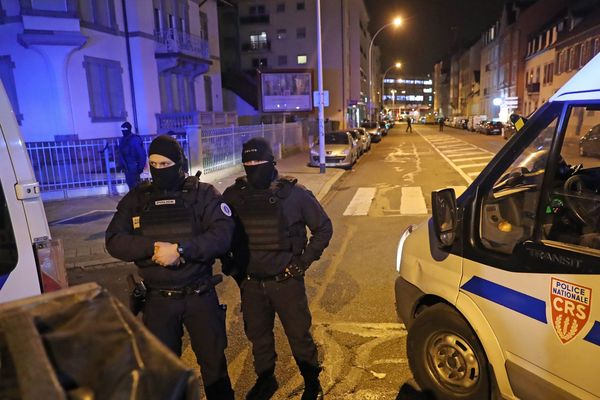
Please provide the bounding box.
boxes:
[420,132,495,184]
[342,185,467,217]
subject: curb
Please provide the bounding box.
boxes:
[316,170,344,201]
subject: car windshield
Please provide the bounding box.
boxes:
[324,132,349,144]
[360,122,378,128]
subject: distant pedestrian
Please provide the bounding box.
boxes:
[439,118,445,132]
[117,121,146,190]
[406,117,413,133]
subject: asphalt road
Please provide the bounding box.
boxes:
[68,123,509,399]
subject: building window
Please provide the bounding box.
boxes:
[204,75,213,112]
[568,47,576,71]
[276,3,285,12]
[296,2,305,10]
[250,32,268,49]
[296,27,306,39]
[0,56,23,124]
[77,0,116,30]
[297,54,307,64]
[252,58,268,68]
[249,5,266,15]
[278,55,288,66]
[199,11,208,40]
[277,28,287,39]
[83,56,126,121]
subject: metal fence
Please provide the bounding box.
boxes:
[26,134,189,192]
[199,123,303,174]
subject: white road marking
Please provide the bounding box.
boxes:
[455,162,489,168]
[343,187,376,216]
[441,147,479,154]
[400,186,428,215]
[468,171,481,177]
[451,155,493,162]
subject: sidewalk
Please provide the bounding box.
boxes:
[45,151,344,269]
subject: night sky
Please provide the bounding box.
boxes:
[365,0,507,77]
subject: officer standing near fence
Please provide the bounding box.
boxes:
[223,137,333,400]
[117,121,147,190]
[106,135,235,399]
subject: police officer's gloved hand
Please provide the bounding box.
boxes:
[287,258,307,279]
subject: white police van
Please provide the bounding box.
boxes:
[0,81,67,303]
[396,53,600,399]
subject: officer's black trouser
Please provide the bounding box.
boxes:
[241,277,319,375]
[124,171,140,190]
[142,288,229,386]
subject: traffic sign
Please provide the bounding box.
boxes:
[313,90,329,107]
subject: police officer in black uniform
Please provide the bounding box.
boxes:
[223,138,333,400]
[117,121,147,190]
[106,135,235,399]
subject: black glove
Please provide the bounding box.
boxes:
[287,257,307,279]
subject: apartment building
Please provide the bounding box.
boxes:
[382,75,433,116]
[0,0,230,142]
[225,0,377,128]
[458,39,482,117]
[433,58,451,118]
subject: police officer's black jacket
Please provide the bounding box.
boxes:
[106,177,234,287]
[222,175,333,278]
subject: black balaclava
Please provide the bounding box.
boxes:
[149,135,185,191]
[121,121,132,137]
[242,137,276,190]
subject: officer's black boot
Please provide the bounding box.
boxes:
[205,376,234,400]
[298,362,324,400]
[245,367,278,400]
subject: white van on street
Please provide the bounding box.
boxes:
[396,54,600,399]
[0,81,67,303]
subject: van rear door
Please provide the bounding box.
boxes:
[0,128,42,301]
[459,102,600,398]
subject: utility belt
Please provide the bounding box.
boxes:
[148,274,223,298]
[127,274,223,315]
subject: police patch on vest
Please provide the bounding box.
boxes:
[221,203,232,217]
[155,199,176,206]
[132,216,140,229]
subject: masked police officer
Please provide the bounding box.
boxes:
[106,135,235,399]
[117,121,147,190]
[223,138,333,400]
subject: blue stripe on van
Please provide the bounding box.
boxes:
[0,274,9,290]
[461,276,548,324]
[584,321,600,347]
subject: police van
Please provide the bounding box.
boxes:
[0,81,67,303]
[395,53,600,399]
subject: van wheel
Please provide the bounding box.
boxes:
[407,303,490,400]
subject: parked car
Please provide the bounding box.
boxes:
[379,121,389,135]
[354,128,371,152]
[475,121,488,134]
[579,124,600,157]
[348,129,363,156]
[360,121,383,142]
[309,130,359,169]
[478,121,503,135]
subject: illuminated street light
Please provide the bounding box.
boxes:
[381,62,402,109]
[493,97,503,106]
[368,17,402,121]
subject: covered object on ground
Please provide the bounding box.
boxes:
[0,283,200,400]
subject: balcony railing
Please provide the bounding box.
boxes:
[240,14,270,25]
[154,28,209,59]
[156,111,238,133]
[527,82,540,93]
[241,41,271,52]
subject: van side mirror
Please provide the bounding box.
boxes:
[431,188,457,247]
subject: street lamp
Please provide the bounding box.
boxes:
[381,62,402,111]
[368,17,401,121]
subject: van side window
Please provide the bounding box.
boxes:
[542,105,600,254]
[0,183,18,273]
[479,117,558,254]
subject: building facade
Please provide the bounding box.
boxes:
[225,0,375,128]
[0,0,230,142]
[433,58,451,118]
[382,75,433,118]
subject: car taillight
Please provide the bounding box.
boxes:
[34,238,68,292]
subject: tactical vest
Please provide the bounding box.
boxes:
[133,177,199,255]
[232,177,297,251]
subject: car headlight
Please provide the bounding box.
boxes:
[396,224,417,273]
[342,149,350,155]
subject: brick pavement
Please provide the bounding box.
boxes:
[46,151,344,270]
